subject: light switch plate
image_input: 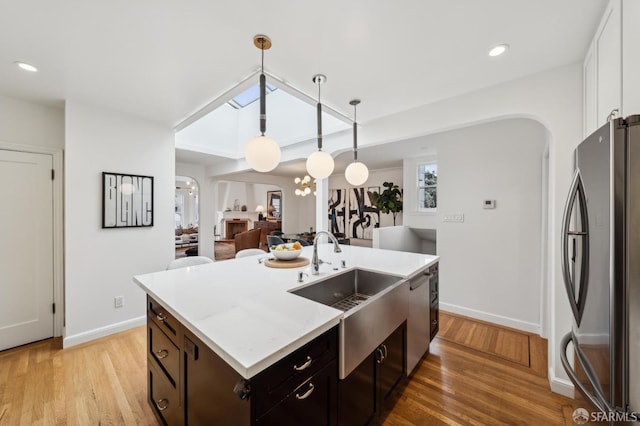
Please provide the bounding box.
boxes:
[443,214,464,223]
[483,199,496,209]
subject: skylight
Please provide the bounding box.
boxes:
[227,83,277,109]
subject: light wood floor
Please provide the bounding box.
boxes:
[0,313,579,425]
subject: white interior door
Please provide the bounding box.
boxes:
[0,149,54,351]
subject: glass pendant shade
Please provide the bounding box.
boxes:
[306,150,334,179]
[345,161,369,186]
[245,135,281,172]
[345,99,368,186]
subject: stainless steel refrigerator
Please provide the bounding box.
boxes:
[560,115,639,420]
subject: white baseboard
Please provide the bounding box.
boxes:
[63,315,146,348]
[440,302,541,335]
[549,366,575,398]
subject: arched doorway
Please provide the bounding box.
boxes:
[175,176,200,258]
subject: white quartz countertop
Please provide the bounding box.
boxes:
[134,244,438,379]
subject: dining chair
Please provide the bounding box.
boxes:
[291,238,310,246]
[267,235,285,249]
[234,228,262,253]
[235,248,266,258]
[167,256,213,270]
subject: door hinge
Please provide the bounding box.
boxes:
[52,303,56,314]
[51,169,55,180]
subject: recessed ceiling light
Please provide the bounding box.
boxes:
[488,44,509,57]
[15,61,38,72]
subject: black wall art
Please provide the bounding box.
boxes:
[102,172,154,228]
[328,186,380,240]
[328,189,347,236]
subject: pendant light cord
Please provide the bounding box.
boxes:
[353,102,358,161]
[317,80,323,150]
[259,38,266,136]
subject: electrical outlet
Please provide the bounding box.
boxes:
[443,214,464,223]
[114,296,124,308]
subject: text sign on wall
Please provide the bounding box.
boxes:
[102,172,154,228]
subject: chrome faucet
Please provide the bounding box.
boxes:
[311,231,342,275]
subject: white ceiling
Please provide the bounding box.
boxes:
[1,0,606,175]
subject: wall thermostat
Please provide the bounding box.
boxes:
[483,199,496,209]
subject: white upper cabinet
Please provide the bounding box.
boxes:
[583,43,597,137]
[623,0,640,115]
[583,0,622,136]
[596,0,622,125]
[583,0,640,135]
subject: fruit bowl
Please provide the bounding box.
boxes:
[271,242,303,260]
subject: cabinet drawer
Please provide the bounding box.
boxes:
[256,359,337,426]
[148,320,180,386]
[149,361,182,426]
[148,296,180,345]
[252,326,337,419]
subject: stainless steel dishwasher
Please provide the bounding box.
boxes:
[407,263,437,375]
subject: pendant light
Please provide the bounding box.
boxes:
[306,74,335,179]
[345,99,369,186]
[244,35,281,172]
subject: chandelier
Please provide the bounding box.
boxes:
[294,175,316,196]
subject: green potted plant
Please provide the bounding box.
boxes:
[368,181,403,226]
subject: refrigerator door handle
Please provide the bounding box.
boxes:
[561,169,590,326]
[560,332,609,413]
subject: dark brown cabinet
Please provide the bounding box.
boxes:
[337,352,376,425]
[338,322,406,425]
[149,360,182,426]
[429,264,439,339]
[377,323,406,405]
[183,332,251,425]
[147,296,338,426]
[147,298,184,426]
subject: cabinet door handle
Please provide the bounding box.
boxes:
[376,347,384,364]
[155,398,169,411]
[155,349,169,359]
[382,344,388,360]
[432,320,438,325]
[295,382,315,400]
[156,312,167,322]
[293,356,312,371]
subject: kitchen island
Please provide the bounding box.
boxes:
[134,244,438,425]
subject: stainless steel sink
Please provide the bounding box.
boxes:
[291,269,409,379]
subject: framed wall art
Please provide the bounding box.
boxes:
[102,172,154,228]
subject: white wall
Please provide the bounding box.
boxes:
[221,181,281,213]
[329,167,403,233]
[435,119,546,332]
[210,172,316,234]
[0,94,64,148]
[316,63,582,395]
[64,100,174,346]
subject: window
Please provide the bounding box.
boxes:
[418,163,437,211]
[227,83,277,109]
